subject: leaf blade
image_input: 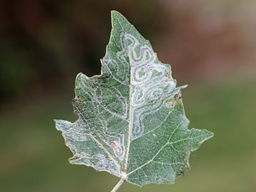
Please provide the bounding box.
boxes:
[55,10,214,187]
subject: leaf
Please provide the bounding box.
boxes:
[54,11,213,188]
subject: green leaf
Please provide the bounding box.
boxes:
[55,11,213,187]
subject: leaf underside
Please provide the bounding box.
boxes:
[55,11,213,187]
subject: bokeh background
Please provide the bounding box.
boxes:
[1,0,256,191]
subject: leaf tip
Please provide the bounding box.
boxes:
[54,119,72,132]
[110,10,127,26]
[111,10,121,17]
[54,119,61,130]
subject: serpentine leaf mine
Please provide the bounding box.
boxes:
[55,11,214,187]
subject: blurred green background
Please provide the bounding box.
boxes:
[1,0,256,191]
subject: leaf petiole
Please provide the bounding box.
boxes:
[111,178,125,192]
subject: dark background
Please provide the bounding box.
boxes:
[1,0,256,191]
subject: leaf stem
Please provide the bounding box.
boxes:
[111,178,125,192]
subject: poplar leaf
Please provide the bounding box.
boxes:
[55,11,213,187]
